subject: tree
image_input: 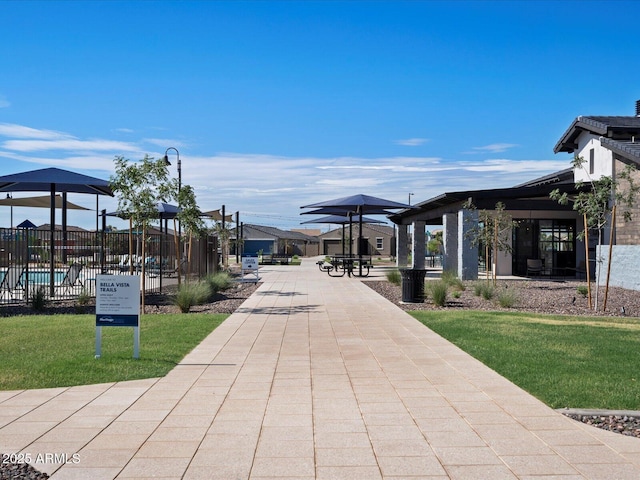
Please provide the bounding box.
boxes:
[464,201,519,285]
[176,184,205,280]
[550,155,639,310]
[109,155,179,311]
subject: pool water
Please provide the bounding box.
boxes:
[12,270,67,284]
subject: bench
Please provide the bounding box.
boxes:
[272,254,293,265]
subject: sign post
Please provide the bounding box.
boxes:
[95,274,141,359]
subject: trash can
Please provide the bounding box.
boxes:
[399,268,427,303]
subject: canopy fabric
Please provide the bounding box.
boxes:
[0,167,113,196]
[0,194,90,210]
[16,219,37,229]
[202,209,234,222]
[106,202,181,219]
[301,214,384,225]
[301,194,411,212]
[300,206,393,216]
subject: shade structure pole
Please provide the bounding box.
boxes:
[50,184,56,298]
[358,206,364,277]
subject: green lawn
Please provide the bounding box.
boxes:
[410,310,640,410]
[0,313,227,390]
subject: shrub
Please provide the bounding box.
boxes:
[31,287,47,311]
[205,272,233,295]
[481,284,495,300]
[497,288,519,308]
[577,285,588,297]
[474,281,494,300]
[386,269,401,286]
[441,270,465,291]
[427,280,448,307]
[173,281,213,313]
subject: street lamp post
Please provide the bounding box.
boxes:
[408,192,414,206]
[163,147,182,273]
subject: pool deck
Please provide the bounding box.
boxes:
[2,258,640,479]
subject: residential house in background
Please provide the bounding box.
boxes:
[318,223,395,257]
[237,224,319,257]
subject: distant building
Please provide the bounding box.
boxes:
[237,224,320,256]
[318,223,395,257]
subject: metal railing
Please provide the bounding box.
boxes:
[0,228,219,305]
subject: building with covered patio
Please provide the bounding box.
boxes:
[388,169,585,280]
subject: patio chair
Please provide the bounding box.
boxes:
[526,259,544,277]
[0,265,26,300]
[56,263,84,294]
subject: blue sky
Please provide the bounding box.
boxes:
[1,0,639,231]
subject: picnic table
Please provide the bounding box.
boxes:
[317,255,373,278]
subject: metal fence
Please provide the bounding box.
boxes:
[0,228,219,305]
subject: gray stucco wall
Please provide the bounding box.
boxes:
[597,245,640,291]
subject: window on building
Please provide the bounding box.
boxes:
[376,237,383,249]
[589,148,595,175]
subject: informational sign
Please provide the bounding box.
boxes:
[241,256,258,271]
[240,254,260,283]
[95,274,141,359]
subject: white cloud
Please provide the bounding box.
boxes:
[142,138,188,149]
[395,138,429,146]
[3,138,140,152]
[0,123,72,140]
[0,123,572,231]
[469,143,519,154]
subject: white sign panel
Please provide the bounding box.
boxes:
[242,256,258,271]
[95,274,141,359]
[96,274,141,326]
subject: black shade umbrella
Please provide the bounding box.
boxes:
[301,194,411,212]
[301,194,412,275]
[300,206,394,216]
[0,167,113,296]
[300,214,384,225]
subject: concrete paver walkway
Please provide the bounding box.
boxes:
[2,259,640,479]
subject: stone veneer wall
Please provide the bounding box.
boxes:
[597,245,640,291]
[614,157,640,245]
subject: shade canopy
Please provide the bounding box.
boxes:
[301,194,411,213]
[301,214,384,225]
[0,194,90,210]
[300,206,394,216]
[0,167,113,195]
[16,219,37,229]
[106,202,181,219]
[202,209,234,222]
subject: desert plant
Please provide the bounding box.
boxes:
[427,280,448,307]
[205,272,233,295]
[473,281,494,300]
[497,288,518,308]
[30,287,47,311]
[173,281,212,313]
[441,270,465,291]
[386,269,401,286]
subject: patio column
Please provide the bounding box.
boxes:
[411,220,426,269]
[458,209,478,280]
[396,224,408,267]
[443,213,458,273]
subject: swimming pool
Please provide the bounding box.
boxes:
[0,269,67,285]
